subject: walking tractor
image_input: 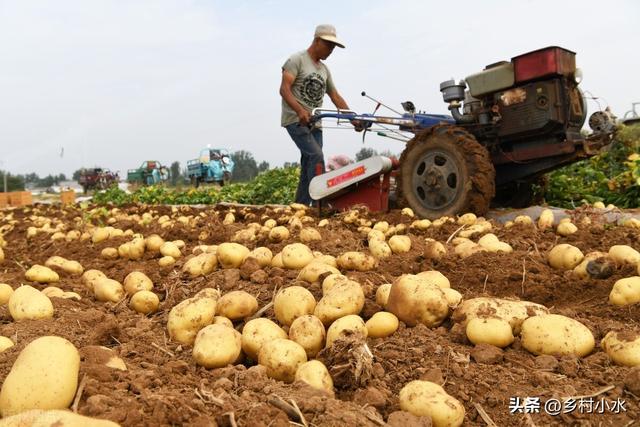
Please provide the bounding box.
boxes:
[186,148,234,187]
[309,46,618,219]
[126,161,170,186]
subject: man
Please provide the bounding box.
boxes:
[280,24,360,206]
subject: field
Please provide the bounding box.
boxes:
[0,202,639,426]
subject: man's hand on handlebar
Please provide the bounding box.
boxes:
[351,119,365,132]
[297,109,311,126]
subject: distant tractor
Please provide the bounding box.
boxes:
[186,148,234,187]
[126,161,170,186]
[78,168,119,194]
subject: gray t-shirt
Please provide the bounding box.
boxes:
[281,50,336,127]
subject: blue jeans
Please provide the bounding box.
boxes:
[286,123,324,206]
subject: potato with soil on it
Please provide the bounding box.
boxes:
[424,238,447,260]
[44,256,84,276]
[321,273,349,294]
[295,360,334,395]
[0,283,14,305]
[129,290,160,314]
[336,251,378,272]
[537,209,554,230]
[477,233,513,253]
[399,380,465,427]
[466,317,514,348]
[8,285,54,321]
[297,261,340,283]
[24,264,59,284]
[608,245,640,266]
[453,297,549,334]
[167,294,218,345]
[216,242,250,269]
[289,315,326,358]
[326,314,367,347]
[0,409,120,426]
[42,286,64,298]
[216,290,258,320]
[572,251,612,280]
[258,338,307,383]
[0,336,80,417]
[193,324,242,368]
[182,252,218,278]
[247,247,273,267]
[601,331,640,367]
[269,226,290,242]
[274,286,316,326]
[388,235,412,254]
[145,234,165,253]
[81,269,106,291]
[241,318,287,360]
[281,243,314,269]
[123,271,154,295]
[375,283,392,307]
[314,280,365,326]
[386,274,449,328]
[520,314,594,357]
[160,241,182,259]
[609,277,640,306]
[366,312,399,338]
[416,270,450,289]
[0,336,14,352]
[213,316,233,328]
[547,243,584,270]
[93,278,125,303]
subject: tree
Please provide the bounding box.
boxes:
[231,150,259,182]
[283,161,300,169]
[0,171,25,191]
[257,161,270,173]
[355,147,378,161]
[170,161,181,186]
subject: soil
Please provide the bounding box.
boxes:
[0,203,639,426]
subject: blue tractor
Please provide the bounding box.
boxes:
[186,148,235,187]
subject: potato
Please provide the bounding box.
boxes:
[216,242,250,269]
[453,297,548,334]
[295,360,333,394]
[416,270,450,289]
[321,273,349,294]
[593,201,605,209]
[300,227,322,243]
[61,292,81,301]
[386,275,449,327]
[442,288,463,309]
[195,288,222,300]
[573,251,610,279]
[547,243,584,270]
[213,316,233,328]
[271,252,284,268]
[458,220,491,238]
[399,380,465,427]
[368,229,386,241]
[182,253,218,278]
[92,227,110,243]
[326,315,367,347]
[129,290,160,314]
[609,245,640,266]
[369,239,392,259]
[375,283,392,307]
[0,283,14,305]
[289,315,326,358]
[158,256,176,267]
[269,226,290,242]
[145,234,165,252]
[0,336,80,416]
[410,219,432,230]
[514,215,533,226]
[167,294,217,345]
[25,264,59,284]
[387,235,411,254]
[537,209,554,230]
[477,233,513,253]
[42,286,64,298]
[193,324,242,368]
[0,336,14,352]
[241,318,287,360]
[366,312,399,338]
[274,286,316,326]
[466,317,514,348]
[314,280,365,325]
[336,251,378,272]
[281,243,314,270]
[8,285,54,321]
[216,291,258,320]
[601,331,640,366]
[297,261,340,283]
[258,339,307,383]
[93,278,125,303]
[557,221,578,236]
[247,247,273,267]
[101,247,119,260]
[264,218,277,228]
[457,213,477,225]
[81,269,106,291]
[0,409,119,426]
[44,256,83,276]
[160,241,182,259]
[0,247,3,264]
[520,314,594,357]
[123,271,154,295]
[609,277,640,306]
[401,207,414,217]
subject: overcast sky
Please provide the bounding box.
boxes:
[1,0,638,178]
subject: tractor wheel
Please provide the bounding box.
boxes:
[397,124,495,219]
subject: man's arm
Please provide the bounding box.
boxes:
[328,89,363,131]
[280,70,310,125]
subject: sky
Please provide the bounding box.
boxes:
[0,0,638,178]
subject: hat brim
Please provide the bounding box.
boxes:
[319,35,345,48]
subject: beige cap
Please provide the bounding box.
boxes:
[314,24,345,48]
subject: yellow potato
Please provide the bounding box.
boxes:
[271,252,284,268]
[297,261,340,283]
[547,244,584,270]
[416,271,450,289]
[0,247,3,263]
[167,294,217,345]
[388,235,411,254]
[160,241,182,259]
[193,324,242,368]
[593,201,605,209]
[538,209,554,230]
[44,256,84,276]
[129,291,160,314]
[453,297,548,334]
[314,280,365,326]
[216,242,250,269]
[424,239,447,260]
[375,283,392,307]
[442,288,463,309]
[182,253,218,278]
[601,331,640,366]
[399,380,465,427]
[401,207,415,217]
[25,264,59,284]
[61,292,81,301]
[386,275,449,327]
[520,314,594,357]
[410,219,432,230]
[281,243,314,269]
[314,253,337,268]
[0,336,14,352]
[300,228,322,243]
[158,256,176,267]
[295,360,334,395]
[0,283,14,304]
[8,285,54,321]
[557,222,578,236]
[0,336,80,416]
[289,315,326,358]
[258,339,307,383]
[366,312,399,338]
[457,213,477,225]
[101,247,119,260]
[336,251,378,271]
[609,277,640,306]
[321,273,349,295]
[477,234,513,253]
[92,227,110,243]
[326,315,367,347]
[573,251,610,279]
[81,269,106,291]
[41,286,64,298]
[0,409,119,426]
[213,316,233,328]
[608,245,640,266]
[123,271,154,295]
[514,215,533,226]
[216,291,258,320]
[93,278,125,303]
[145,234,165,253]
[274,286,316,326]
[241,318,287,360]
[369,239,392,259]
[466,317,514,348]
[247,247,273,267]
[269,226,290,242]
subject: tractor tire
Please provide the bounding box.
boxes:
[397,124,495,219]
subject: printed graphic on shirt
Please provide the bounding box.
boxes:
[300,72,326,108]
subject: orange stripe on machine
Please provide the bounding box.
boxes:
[327,166,366,188]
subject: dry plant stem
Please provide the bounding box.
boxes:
[446,225,466,244]
[473,402,498,427]
[268,395,306,425]
[225,412,238,427]
[562,384,615,401]
[246,301,274,321]
[151,342,175,358]
[524,412,537,427]
[72,374,88,413]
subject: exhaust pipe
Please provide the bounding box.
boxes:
[448,101,475,124]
